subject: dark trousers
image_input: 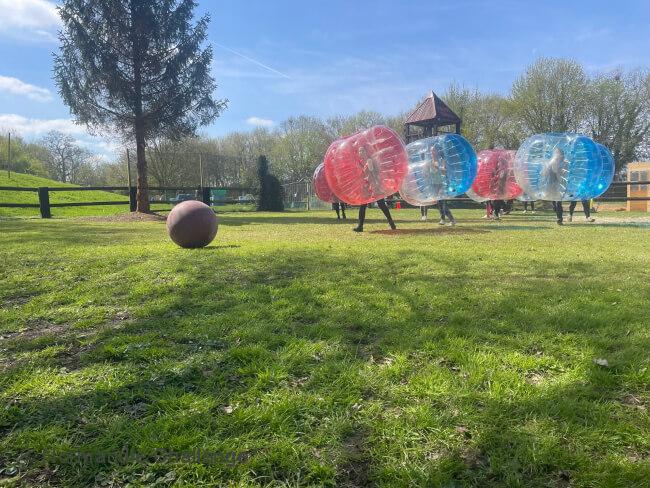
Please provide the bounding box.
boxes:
[420,206,428,217]
[569,200,590,219]
[524,201,535,211]
[552,201,563,223]
[357,199,396,230]
[492,200,506,218]
[438,200,454,221]
[333,202,347,219]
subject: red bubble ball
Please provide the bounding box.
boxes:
[471,149,522,200]
[312,163,337,204]
[323,125,408,205]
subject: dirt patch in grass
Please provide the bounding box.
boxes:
[0,320,69,342]
[371,227,490,236]
[75,212,167,223]
[620,394,647,411]
[337,429,372,487]
[594,216,650,225]
[1,293,36,308]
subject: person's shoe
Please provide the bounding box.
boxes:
[522,210,527,213]
[557,220,563,226]
[482,214,488,219]
[448,220,456,226]
[438,219,446,225]
[586,217,595,222]
[421,215,427,221]
[531,210,536,214]
[568,215,573,222]
[353,226,363,232]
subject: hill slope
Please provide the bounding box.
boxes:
[0,172,128,218]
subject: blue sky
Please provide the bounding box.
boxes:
[0,0,649,159]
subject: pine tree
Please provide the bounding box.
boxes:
[54,0,227,212]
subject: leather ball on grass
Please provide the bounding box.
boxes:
[166,200,218,248]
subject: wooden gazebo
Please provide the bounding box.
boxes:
[404,91,462,143]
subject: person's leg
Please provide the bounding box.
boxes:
[582,199,593,221]
[555,201,563,225]
[377,198,397,230]
[530,201,535,212]
[523,201,528,213]
[353,204,367,232]
[486,201,493,218]
[444,201,456,224]
[496,200,503,219]
[334,202,341,219]
[568,200,577,222]
[437,201,447,224]
[341,203,347,220]
[420,206,427,220]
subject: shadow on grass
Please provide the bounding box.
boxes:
[1,225,648,486]
[370,228,490,236]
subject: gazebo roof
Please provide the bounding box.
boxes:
[405,91,461,127]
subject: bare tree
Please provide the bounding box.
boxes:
[41,131,90,183]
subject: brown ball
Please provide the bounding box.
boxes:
[166,200,218,248]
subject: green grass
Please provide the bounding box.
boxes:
[0,209,648,487]
[0,173,133,218]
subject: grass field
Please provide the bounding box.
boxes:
[0,173,133,218]
[0,208,648,487]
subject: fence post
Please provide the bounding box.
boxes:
[129,186,137,212]
[38,187,51,218]
[307,181,311,211]
[202,187,211,206]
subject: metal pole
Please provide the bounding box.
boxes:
[307,181,311,211]
[7,132,11,178]
[126,148,132,188]
[199,153,204,188]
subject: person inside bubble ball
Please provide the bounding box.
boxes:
[490,161,507,220]
[353,145,396,232]
[430,147,456,226]
[543,147,567,225]
[358,144,383,197]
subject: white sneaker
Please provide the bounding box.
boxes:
[522,210,527,214]
[448,220,456,226]
[586,217,595,222]
[531,210,536,214]
[421,215,427,221]
[438,219,446,225]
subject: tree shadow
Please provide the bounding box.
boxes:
[1,229,648,486]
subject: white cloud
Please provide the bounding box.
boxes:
[0,0,61,41]
[246,116,274,128]
[0,113,86,136]
[0,75,53,101]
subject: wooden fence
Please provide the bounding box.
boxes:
[0,181,648,218]
[0,186,254,218]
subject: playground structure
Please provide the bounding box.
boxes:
[627,161,650,212]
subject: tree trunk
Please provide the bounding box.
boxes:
[135,116,150,213]
[130,0,149,213]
